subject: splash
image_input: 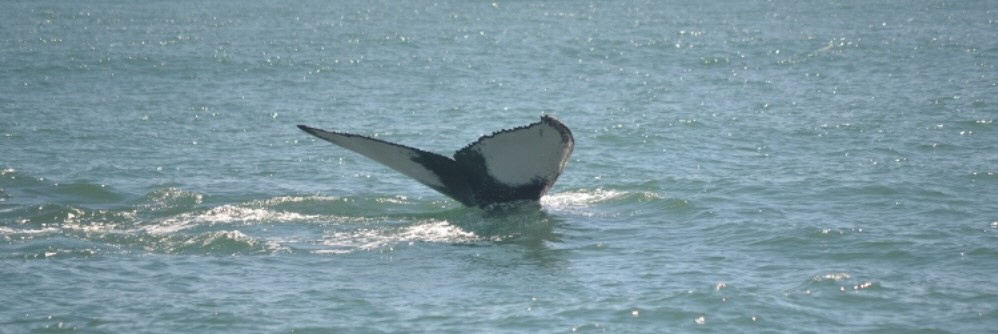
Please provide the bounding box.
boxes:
[3,188,513,257]
[540,188,678,219]
[315,220,480,254]
[541,188,630,208]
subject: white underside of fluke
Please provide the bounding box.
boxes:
[298,129,448,189]
[298,116,574,207]
[461,119,573,186]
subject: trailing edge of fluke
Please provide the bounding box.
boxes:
[297,115,574,207]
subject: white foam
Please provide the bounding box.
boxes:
[247,195,342,206]
[145,205,322,235]
[812,272,851,281]
[190,205,315,223]
[541,189,629,207]
[397,220,478,243]
[144,220,198,235]
[312,249,354,255]
[314,220,479,254]
[0,226,61,235]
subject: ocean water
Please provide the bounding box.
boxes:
[2,0,997,332]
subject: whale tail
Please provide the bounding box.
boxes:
[298,115,574,207]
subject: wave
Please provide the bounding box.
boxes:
[0,187,474,257]
[2,178,679,257]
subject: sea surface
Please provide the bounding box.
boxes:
[2,0,997,332]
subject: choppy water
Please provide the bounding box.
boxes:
[3,0,998,332]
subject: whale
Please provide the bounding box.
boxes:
[297,115,574,208]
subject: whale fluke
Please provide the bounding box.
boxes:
[297,115,574,207]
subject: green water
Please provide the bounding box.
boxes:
[3,0,997,332]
